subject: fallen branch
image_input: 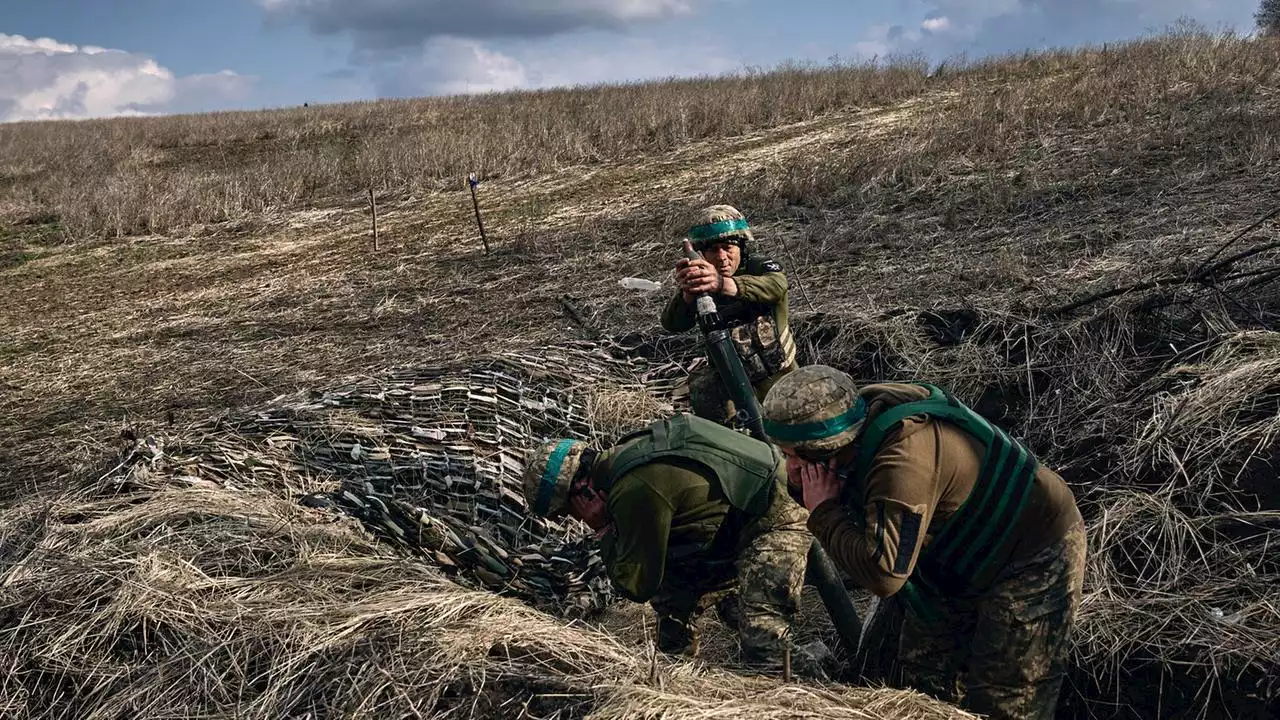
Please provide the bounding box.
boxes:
[1048,276,1180,317]
[560,294,602,340]
[1197,240,1280,281]
[1049,220,1280,317]
[1195,206,1280,271]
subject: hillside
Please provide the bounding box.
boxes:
[1,28,1279,719]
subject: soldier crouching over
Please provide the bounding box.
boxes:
[662,205,797,425]
[521,412,823,676]
[762,365,1086,720]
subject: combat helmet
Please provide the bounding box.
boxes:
[761,365,866,457]
[522,439,591,518]
[688,204,755,254]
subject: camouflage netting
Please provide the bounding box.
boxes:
[0,425,975,719]
[108,340,689,618]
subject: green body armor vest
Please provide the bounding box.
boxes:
[853,384,1040,605]
[605,413,781,517]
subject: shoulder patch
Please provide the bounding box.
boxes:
[894,510,923,575]
[760,260,783,273]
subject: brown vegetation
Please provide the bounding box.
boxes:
[0,464,969,719]
[2,25,1280,720]
[0,60,933,240]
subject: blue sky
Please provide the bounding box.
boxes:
[0,0,1263,121]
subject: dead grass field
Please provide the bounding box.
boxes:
[2,26,1280,720]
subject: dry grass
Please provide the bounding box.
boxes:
[3,25,1280,720]
[1055,327,1280,717]
[0,59,935,240]
[6,28,1278,492]
[5,27,1273,243]
[0,458,971,720]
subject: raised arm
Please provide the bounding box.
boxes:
[732,256,788,305]
[805,428,939,597]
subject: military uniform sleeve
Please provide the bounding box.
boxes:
[661,292,696,332]
[733,256,788,305]
[806,424,939,597]
[602,474,676,603]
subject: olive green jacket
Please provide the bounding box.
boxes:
[661,255,788,330]
[661,254,797,383]
[588,414,783,602]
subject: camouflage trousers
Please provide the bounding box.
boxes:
[688,363,796,427]
[650,486,810,671]
[898,524,1088,720]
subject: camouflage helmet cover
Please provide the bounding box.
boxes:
[522,439,590,518]
[761,365,866,456]
[688,204,755,252]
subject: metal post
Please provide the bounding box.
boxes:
[468,173,490,255]
[368,188,379,252]
[805,540,863,656]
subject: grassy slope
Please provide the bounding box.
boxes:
[5,30,1274,486]
[3,30,1278,492]
[1,29,1280,718]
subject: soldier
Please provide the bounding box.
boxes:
[662,205,797,425]
[521,412,819,676]
[761,365,1086,720]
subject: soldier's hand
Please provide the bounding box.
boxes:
[678,258,723,297]
[674,258,697,301]
[790,456,841,511]
[570,488,610,531]
[676,257,711,284]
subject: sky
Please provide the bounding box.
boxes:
[0,1,1264,122]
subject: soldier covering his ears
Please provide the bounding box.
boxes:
[762,365,1086,720]
[521,413,827,677]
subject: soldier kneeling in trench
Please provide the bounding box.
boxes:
[522,412,826,677]
[762,365,1086,720]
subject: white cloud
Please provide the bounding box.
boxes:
[169,70,258,114]
[370,34,736,97]
[260,0,727,102]
[373,38,530,96]
[0,33,254,122]
[851,0,1258,61]
[852,25,898,60]
[521,35,737,88]
[921,16,953,34]
[259,0,700,49]
[853,24,923,60]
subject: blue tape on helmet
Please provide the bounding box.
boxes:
[533,439,575,516]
